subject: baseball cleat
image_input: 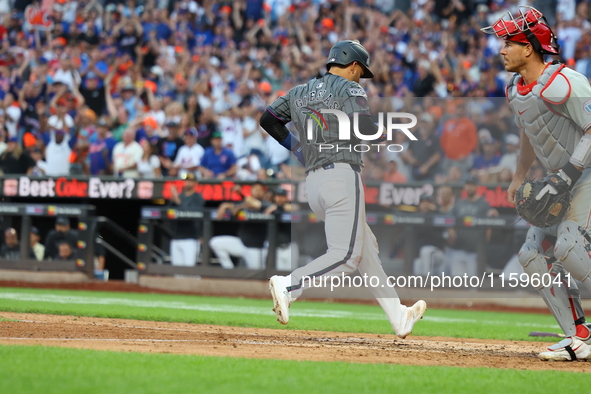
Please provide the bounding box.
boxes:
[269,275,293,325]
[538,337,591,361]
[397,300,427,339]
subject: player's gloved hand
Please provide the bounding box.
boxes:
[536,162,582,201]
[535,174,569,201]
[535,162,581,200]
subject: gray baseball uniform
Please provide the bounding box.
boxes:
[267,73,409,334]
[267,74,366,172]
[509,62,591,338]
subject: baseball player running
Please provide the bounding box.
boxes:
[259,40,427,339]
[483,6,591,361]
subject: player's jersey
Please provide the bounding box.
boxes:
[507,62,591,171]
[267,74,368,172]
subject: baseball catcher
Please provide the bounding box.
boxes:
[483,5,591,361]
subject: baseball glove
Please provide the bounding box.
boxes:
[515,177,571,228]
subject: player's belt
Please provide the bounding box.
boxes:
[307,163,361,174]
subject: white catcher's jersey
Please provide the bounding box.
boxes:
[507,62,591,172]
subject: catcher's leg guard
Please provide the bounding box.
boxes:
[518,227,576,337]
[554,221,591,290]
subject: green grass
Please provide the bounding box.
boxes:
[0,345,587,394]
[0,287,559,341]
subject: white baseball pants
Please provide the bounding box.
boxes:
[170,239,200,266]
[287,163,407,333]
[209,235,265,269]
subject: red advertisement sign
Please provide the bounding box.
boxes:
[0,176,515,208]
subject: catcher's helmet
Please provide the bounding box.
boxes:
[515,180,571,228]
[481,5,559,55]
[326,40,374,78]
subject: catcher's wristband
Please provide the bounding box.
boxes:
[570,134,591,168]
[559,162,582,189]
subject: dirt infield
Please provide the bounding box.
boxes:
[0,312,590,372]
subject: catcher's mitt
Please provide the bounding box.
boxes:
[515,178,571,228]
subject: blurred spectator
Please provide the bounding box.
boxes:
[0,136,35,175]
[4,93,21,139]
[157,120,184,176]
[52,57,82,91]
[236,153,264,181]
[171,127,205,178]
[435,165,463,184]
[135,116,162,142]
[169,173,205,267]
[48,90,75,131]
[113,15,144,60]
[499,134,520,176]
[105,88,130,142]
[113,129,143,177]
[44,216,78,260]
[200,131,237,179]
[147,95,166,127]
[80,48,108,89]
[89,119,117,176]
[56,242,74,261]
[440,102,478,175]
[210,183,269,269]
[242,108,267,161]
[30,149,47,176]
[0,132,6,156]
[1,228,19,260]
[437,186,456,214]
[263,188,299,271]
[446,178,498,277]
[385,131,413,180]
[30,226,45,262]
[264,132,290,175]
[77,108,98,142]
[219,107,246,159]
[406,113,441,181]
[382,160,407,183]
[0,1,584,187]
[471,133,501,182]
[138,138,162,178]
[413,195,446,276]
[413,60,436,97]
[120,82,141,122]
[45,130,74,176]
[196,108,219,150]
[79,72,107,117]
[94,242,108,280]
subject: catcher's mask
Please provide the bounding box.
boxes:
[481,6,560,55]
[515,180,571,228]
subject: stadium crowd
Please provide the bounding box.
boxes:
[0,0,584,185]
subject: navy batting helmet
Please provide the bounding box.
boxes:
[326,40,374,78]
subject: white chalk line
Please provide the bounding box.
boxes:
[0,291,559,329]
